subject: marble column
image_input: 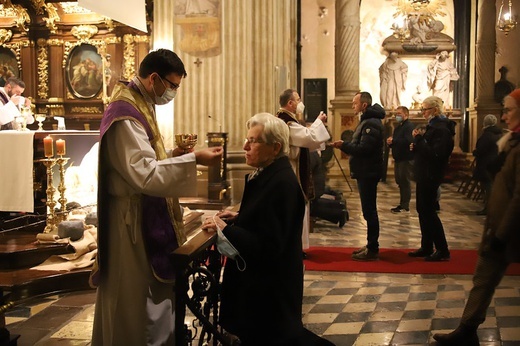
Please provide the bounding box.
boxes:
[469,0,502,150]
[329,0,360,181]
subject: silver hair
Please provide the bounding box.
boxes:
[422,95,445,114]
[246,113,290,158]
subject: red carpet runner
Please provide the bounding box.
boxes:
[304,247,520,275]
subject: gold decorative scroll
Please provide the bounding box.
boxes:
[0,29,13,46]
[122,34,136,80]
[103,17,115,31]
[37,39,49,100]
[61,2,93,14]
[43,3,60,34]
[47,38,64,46]
[71,25,99,42]
[0,1,31,32]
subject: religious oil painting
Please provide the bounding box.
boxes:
[66,44,103,99]
[0,47,19,88]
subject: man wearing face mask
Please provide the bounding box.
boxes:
[0,77,34,130]
[91,49,223,346]
[387,106,415,213]
[276,89,330,253]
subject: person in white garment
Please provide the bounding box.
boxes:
[0,77,34,130]
[276,89,330,254]
[90,49,223,346]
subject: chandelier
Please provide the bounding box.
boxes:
[497,0,518,36]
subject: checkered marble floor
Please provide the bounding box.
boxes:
[6,181,520,345]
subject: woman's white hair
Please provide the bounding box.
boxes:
[422,95,445,114]
[246,113,289,158]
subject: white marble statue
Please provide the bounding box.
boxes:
[379,52,408,109]
[427,51,459,107]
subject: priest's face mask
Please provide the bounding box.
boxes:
[150,73,181,105]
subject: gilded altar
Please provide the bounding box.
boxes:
[0,0,151,131]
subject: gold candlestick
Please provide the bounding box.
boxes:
[39,158,58,233]
[56,156,69,222]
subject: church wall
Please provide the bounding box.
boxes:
[495,0,520,90]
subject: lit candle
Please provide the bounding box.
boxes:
[56,139,66,156]
[43,136,54,158]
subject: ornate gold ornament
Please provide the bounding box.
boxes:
[0,1,31,32]
[37,39,49,99]
[0,29,13,46]
[43,3,60,34]
[71,25,99,42]
[122,34,136,80]
[60,2,92,14]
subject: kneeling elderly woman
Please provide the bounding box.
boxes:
[203,113,307,345]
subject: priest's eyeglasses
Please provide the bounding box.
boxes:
[161,76,180,90]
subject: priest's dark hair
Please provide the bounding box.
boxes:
[138,49,187,79]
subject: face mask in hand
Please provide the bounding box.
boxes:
[296,101,305,114]
[214,216,246,271]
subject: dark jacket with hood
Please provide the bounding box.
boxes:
[473,125,503,182]
[413,115,456,183]
[339,103,386,180]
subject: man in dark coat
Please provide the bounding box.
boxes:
[433,88,520,346]
[472,114,503,215]
[332,91,385,261]
[387,105,415,213]
[409,95,455,262]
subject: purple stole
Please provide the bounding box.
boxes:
[93,81,179,285]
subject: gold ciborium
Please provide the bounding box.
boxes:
[175,133,198,152]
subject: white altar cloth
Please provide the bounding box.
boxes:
[0,130,34,212]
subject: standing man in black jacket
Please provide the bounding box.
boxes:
[409,96,455,262]
[387,106,415,213]
[332,91,385,261]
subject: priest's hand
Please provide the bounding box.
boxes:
[195,146,223,166]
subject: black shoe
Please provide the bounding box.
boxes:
[302,251,307,259]
[408,248,433,257]
[425,250,450,262]
[391,205,409,213]
[433,325,479,345]
[476,209,487,216]
[338,209,348,228]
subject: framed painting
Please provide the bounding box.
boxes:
[0,47,19,87]
[66,44,103,99]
